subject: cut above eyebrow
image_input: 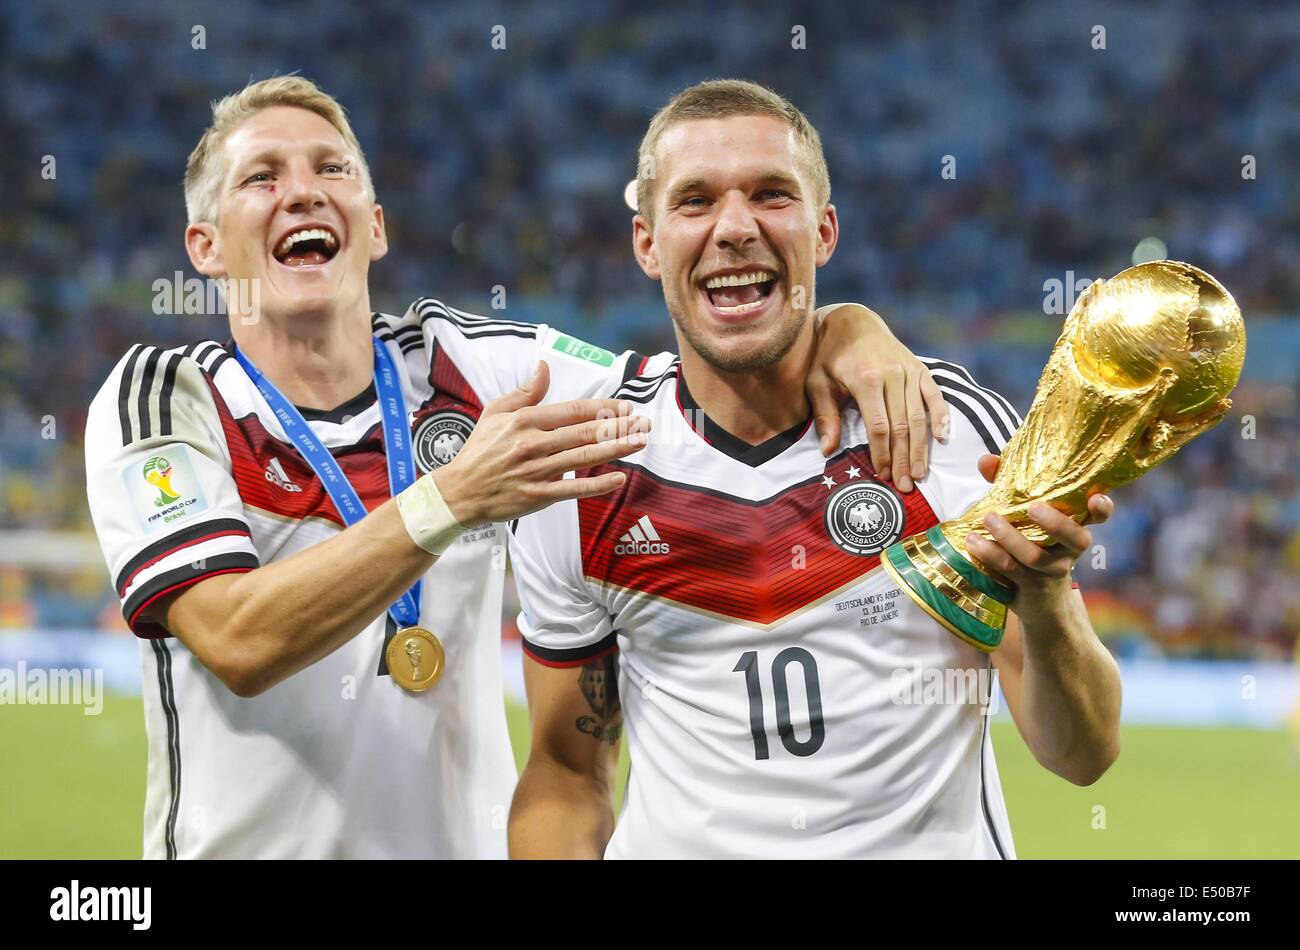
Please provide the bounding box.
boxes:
[230,143,351,177]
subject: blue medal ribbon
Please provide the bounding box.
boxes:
[234,338,423,628]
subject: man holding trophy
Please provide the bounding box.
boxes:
[508,79,1245,858]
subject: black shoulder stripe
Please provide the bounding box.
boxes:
[445,301,536,331]
[136,347,164,442]
[463,326,539,341]
[158,351,182,438]
[371,312,397,343]
[415,299,538,337]
[419,310,537,340]
[198,342,230,369]
[923,358,1022,429]
[191,342,221,370]
[933,376,1014,443]
[117,345,146,446]
[615,362,679,403]
[618,352,649,389]
[385,320,427,355]
[618,368,663,392]
[618,384,671,404]
[206,350,231,375]
[952,360,1021,425]
[614,358,677,391]
[619,374,658,389]
[941,388,1002,456]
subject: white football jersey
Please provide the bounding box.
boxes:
[84,299,643,859]
[509,357,1023,858]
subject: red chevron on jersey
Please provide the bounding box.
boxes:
[577,449,939,626]
[427,339,482,410]
[201,360,486,525]
[204,373,392,525]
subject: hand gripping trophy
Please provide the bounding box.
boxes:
[881,260,1246,651]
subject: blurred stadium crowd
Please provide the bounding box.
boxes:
[1,0,1296,657]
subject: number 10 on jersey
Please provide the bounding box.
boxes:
[733,649,826,760]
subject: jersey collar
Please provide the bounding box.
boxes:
[223,339,378,424]
[674,367,813,468]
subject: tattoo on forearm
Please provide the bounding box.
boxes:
[576,653,622,746]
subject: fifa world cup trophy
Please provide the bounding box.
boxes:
[881,260,1246,651]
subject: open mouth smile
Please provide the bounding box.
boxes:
[272,225,341,267]
[700,269,779,318]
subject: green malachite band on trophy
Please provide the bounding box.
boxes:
[883,543,1007,651]
[926,527,1015,603]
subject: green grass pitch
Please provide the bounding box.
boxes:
[2,694,1297,858]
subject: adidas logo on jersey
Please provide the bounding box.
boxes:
[264,457,303,493]
[615,515,669,555]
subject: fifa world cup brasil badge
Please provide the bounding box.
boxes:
[143,456,181,506]
[881,260,1246,652]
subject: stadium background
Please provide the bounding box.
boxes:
[1,0,1297,857]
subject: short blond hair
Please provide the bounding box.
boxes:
[635,79,830,221]
[184,75,375,224]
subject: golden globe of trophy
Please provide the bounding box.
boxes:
[881,260,1246,652]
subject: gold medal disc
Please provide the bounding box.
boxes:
[387,626,445,692]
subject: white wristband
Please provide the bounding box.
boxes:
[395,473,466,556]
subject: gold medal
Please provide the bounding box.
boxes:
[387,626,445,692]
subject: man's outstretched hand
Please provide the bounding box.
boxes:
[434,361,651,525]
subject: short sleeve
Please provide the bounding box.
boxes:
[507,491,616,667]
[400,298,657,404]
[920,358,1022,522]
[920,360,1080,590]
[85,347,260,637]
